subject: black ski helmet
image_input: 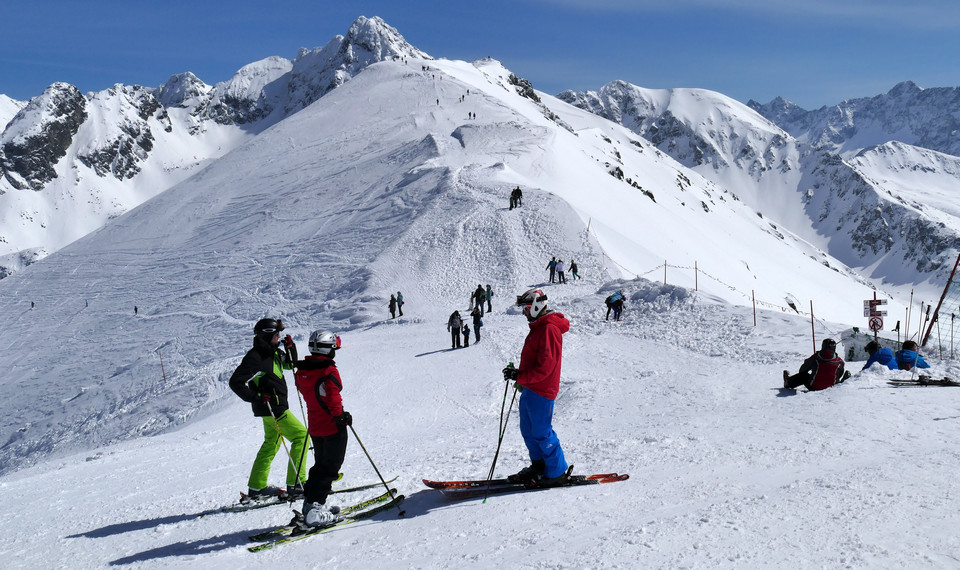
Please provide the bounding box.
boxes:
[254,318,282,339]
[865,340,880,354]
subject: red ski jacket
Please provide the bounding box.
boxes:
[294,355,344,437]
[517,311,570,400]
[799,350,845,391]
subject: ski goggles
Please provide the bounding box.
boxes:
[515,293,547,305]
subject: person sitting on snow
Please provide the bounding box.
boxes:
[862,340,897,371]
[783,338,848,391]
[894,340,930,371]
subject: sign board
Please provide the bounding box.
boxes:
[868,316,883,332]
[863,298,888,317]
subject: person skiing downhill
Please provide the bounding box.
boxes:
[294,330,352,528]
[502,288,571,487]
[229,318,309,501]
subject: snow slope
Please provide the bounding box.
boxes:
[1,279,959,568]
[1,50,959,569]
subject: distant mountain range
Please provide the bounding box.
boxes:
[2,16,959,293]
[558,80,960,283]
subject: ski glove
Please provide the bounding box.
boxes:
[282,335,298,362]
[502,366,519,381]
[336,411,353,427]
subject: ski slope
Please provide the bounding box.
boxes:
[1,55,959,569]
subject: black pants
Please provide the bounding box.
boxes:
[451,330,461,348]
[304,428,348,505]
[785,372,811,390]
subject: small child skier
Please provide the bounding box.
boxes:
[294,330,353,528]
[462,323,471,347]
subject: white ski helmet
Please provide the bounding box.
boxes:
[308,330,341,355]
[516,288,548,320]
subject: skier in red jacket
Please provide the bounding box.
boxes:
[784,338,847,391]
[294,329,352,528]
[503,288,571,487]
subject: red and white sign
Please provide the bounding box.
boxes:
[868,316,884,332]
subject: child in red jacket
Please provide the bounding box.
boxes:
[294,330,352,528]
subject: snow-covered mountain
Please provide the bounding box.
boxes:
[0,23,915,478]
[0,16,429,276]
[748,81,960,158]
[558,80,960,288]
[4,18,960,568]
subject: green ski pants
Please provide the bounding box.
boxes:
[248,410,308,490]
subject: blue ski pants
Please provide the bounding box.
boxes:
[518,388,568,478]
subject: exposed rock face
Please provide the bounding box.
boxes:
[1,83,87,190]
[560,80,960,283]
[76,85,163,180]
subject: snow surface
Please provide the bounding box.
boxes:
[1,55,959,568]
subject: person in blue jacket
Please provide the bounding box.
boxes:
[894,340,930,371]
[862,340,897,371]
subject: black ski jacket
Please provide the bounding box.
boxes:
[229,336,292,417]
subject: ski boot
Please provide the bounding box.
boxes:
[241,485,282,505]
[301,501,343,529]
[508,459,545,484]
[286,483,305,501]
[528,465,574,489]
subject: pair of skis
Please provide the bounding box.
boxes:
[423,471,629,500]
[223,476,396,513]
[248,487,405,552]
[888,375,959,387]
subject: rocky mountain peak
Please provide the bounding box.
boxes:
[1,82,87,190]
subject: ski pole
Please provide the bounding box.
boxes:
[484,374,519,503]
[348,424,406,517]
[486,374,515,481]
[282,342,311,492]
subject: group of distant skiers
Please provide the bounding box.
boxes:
[388,291,404,318]
[509,186,523,210]
[446,285,493,348]
[545,256,579,284]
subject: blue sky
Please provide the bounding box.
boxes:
[2,0,958,109]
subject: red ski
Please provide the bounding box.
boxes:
[425,472,628,499]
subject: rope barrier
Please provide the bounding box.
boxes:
[601,256,846,339]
